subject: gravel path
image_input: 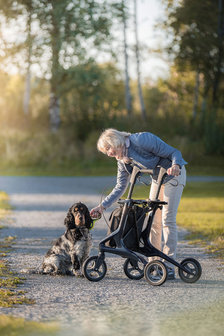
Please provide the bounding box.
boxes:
[0,176,224,336]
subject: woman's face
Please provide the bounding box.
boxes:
[105,145,124,160]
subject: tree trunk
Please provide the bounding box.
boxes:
[24,68,31,116]
[49,92,60,132]
[23,6,32,115]
[49,0,61,132]
[122,0,132,116]
[192,70,200,120]
[134,0,146,121]
[200,79,209,124]
[212,0,224,106]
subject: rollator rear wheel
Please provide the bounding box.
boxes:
[83,256,107,282]
[144,260,167,286]
[123,258,144,280]
[178,258,202,283]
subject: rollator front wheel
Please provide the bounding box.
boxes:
[178,258,202,283]
[144,260,167,286]
[83,256,107,282]
[123,258,145,280]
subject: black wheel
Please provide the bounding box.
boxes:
[123,258,145,280]
[178,258,202,283]
[83,256,107,282]
[144,260,167,286]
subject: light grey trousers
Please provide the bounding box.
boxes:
[148,166,186,268]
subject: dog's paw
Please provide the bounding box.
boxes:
[20,268,31,274]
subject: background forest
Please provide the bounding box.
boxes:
[0,0,224,176]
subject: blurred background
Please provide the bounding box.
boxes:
[0,0,223,176]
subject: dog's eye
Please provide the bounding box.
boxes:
[80,207,83,211]
[74,208,78,212]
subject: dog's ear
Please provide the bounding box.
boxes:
[83,205,93,230]
[64,209,75,229]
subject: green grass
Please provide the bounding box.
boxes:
[176,182,224,258]
[0,236,34,308]
[0,158,116,176]
[127,182,224,259]
[0,192,11,226]
[0,156,223,176]
[0,315,59,336]
[0,193,33,308]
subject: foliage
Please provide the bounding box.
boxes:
[160,0,224,154]
[0,0,120,130]
[0,0,114,74]
[60,61,126,140]
[162,0,220,74]
[161,0,223,88]
[0,1,223,162]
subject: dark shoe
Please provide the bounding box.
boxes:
[167,267,175,280]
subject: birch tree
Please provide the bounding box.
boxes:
[23,1,33,116]
[133,0,146,120]
[0,0,34,116]
[121,0,132,116]
[0,0,114,131]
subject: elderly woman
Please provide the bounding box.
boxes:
[90,128,187,279]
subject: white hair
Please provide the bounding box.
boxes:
[97,128,131,154]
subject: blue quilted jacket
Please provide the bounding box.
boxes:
[101,132,187,209]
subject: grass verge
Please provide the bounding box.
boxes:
[0,158,116,176]
[0,156,224,176]
[177,182,224,259]
[0,193,32,308]
[0,236,35,308]
[0,191,33,307]
[0,192,11,228]
[0,315,59,336]
[0,191,60,335]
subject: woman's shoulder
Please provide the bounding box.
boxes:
[130,132,156,144]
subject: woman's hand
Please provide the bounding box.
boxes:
[167,164,181,176]
[90,205,104,219]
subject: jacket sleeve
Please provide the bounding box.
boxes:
[135,132,184,167]
[101,160,130,209]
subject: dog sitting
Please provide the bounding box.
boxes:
[40,202,93,276]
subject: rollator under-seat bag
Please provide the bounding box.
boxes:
[106,205,146,249]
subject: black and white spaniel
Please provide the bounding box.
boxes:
[40,202,93,276]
